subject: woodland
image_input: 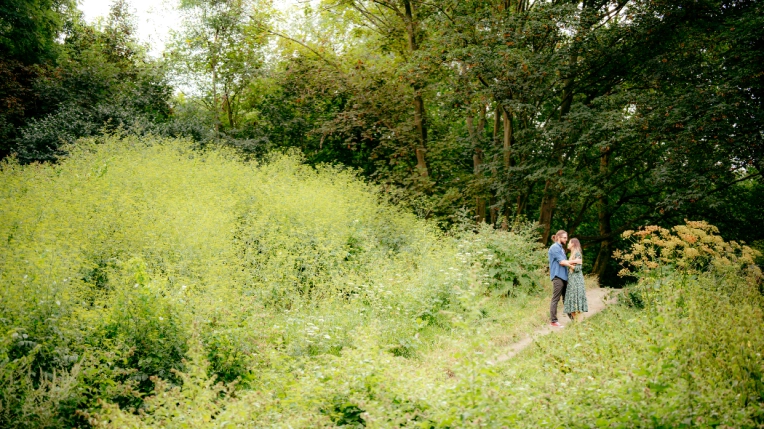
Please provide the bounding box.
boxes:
[0,0,763,428]
[2,0,762,280]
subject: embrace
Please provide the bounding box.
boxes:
[548,230,588,328]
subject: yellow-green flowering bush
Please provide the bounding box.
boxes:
[5,137,762,428]
[1,135,546,427]
[615,220,761,278]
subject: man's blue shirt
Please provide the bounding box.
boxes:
[548,242,568,281]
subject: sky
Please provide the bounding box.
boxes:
[78,0,301,57]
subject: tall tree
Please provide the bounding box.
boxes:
[424,0,762,276]
[331,0,433,177]
[169,0,271,133]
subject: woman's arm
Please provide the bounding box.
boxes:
[560,259,582,267]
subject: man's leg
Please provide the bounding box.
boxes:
[561,279,569,319]
[550,277,565,323]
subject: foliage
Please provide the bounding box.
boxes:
[235,0,764,281]
[95,222,764,428]
[459,222,547,297]
[3,0,763,278]
[615,220,762,278]
[427,222,764,428]
[167,0,271,132]
[3,138,762,427]
[429,276,764,427]
[0,135,544,427]
[0,0,74,64]
[1,1,172,162]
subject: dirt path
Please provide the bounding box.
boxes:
[494,288,617,362]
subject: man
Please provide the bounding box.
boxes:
[548,230,581,327]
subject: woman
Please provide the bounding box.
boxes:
[564,238,588,322]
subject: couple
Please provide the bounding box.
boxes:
[548,230,588,328]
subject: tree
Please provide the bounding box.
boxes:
[329,0,435,177]
[169,0,271,134]
[421,0,763,277]
[10,1,172,162]
[0,0,74,64]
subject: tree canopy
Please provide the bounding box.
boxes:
[0,0,761,281]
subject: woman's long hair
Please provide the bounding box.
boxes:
[569,238,582,256]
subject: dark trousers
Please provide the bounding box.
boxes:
[550,277,568,323]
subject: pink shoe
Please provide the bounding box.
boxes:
[550,322,564,328]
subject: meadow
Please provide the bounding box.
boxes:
[1,136,762,428]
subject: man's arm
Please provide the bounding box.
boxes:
[551,245,571,267]
[554,246,581,267]
[559,259,581,267]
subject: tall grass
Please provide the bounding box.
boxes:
[0,135,547,427]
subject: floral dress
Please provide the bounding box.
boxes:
[564,251,588,314]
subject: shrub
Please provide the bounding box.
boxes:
[459,222,547,297]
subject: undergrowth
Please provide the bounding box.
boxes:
[2,136,761,428]
[0,135,547,428]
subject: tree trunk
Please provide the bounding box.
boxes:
[474,150,486,223]
[413,94,428,176]
[224,93,234,129]
[492,102,501,145]
[592,147,612,278]
[478,103,486,135]
[502,107,514,168]
[468,113,486,222]
[538,179,557,245]
[516,183,532,217]
[403,0,428,177]
[211,27,220,136]
[538,60,576,243]
[466,115,475,139]
[212,63,219,135]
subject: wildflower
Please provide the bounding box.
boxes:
[683,247,699,259]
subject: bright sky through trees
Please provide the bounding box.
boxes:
[78,0,300,56]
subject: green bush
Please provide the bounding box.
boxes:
[460,222,547,297]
